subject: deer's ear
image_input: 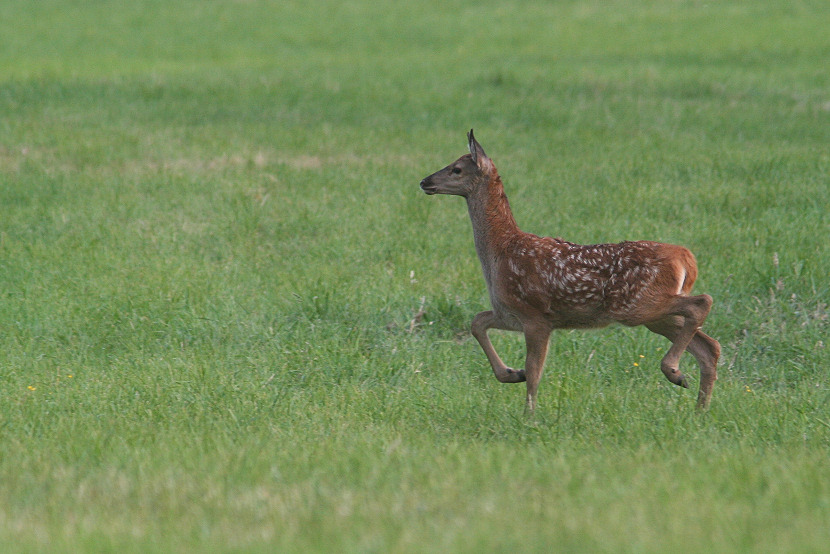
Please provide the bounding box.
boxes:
[468,129,487,165]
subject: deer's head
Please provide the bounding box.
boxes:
[420,130,494,198]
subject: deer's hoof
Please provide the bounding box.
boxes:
[504,367,527,383]
[661,363,689,388]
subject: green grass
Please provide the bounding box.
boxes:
[2,0,830,551]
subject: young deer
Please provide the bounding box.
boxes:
[420,130,720,412]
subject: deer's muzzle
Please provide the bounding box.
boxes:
[420,178,437,195]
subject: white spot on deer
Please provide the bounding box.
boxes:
[508,259,523,276]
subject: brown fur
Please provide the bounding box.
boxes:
[420,130,720,411]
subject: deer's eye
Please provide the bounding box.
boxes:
[451,167,462,175]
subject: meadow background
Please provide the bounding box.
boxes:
[2,0,829,551]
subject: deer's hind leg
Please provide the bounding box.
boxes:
[689,330,720,409]
[471,310,526,383]
[645,294,719,408]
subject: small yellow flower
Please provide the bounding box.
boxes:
[67,375,73,378]
[633,362,639,367]
[27,385,36,391]
[639,354,645,358]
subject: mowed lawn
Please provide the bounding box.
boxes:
[1,0,829,551]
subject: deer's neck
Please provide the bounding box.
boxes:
[466,173,520,268]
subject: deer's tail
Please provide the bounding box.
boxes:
[676,247,698,296]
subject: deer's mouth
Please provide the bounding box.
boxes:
[420,179,438,195]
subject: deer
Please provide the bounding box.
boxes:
[419,130,720,412]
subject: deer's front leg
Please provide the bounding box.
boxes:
[523,322,552,413]
[471,311,526,383]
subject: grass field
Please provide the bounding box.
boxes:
[2,0,830,551]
